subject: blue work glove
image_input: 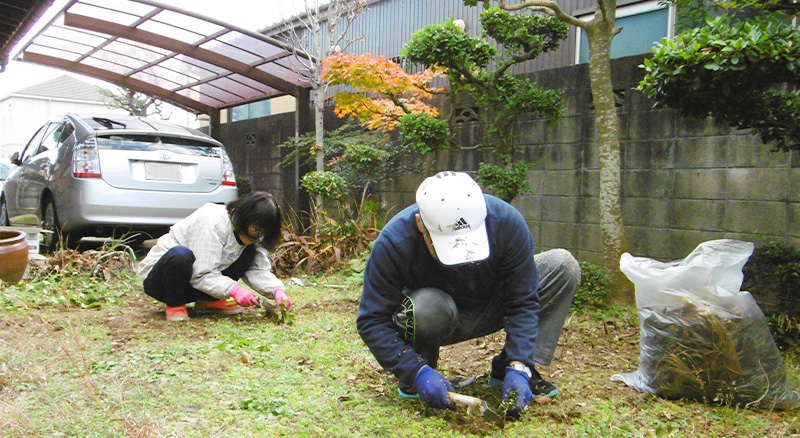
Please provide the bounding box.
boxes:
[502,367,533,413]
[413,365,454,409]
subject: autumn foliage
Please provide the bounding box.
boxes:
[321,52,443,131]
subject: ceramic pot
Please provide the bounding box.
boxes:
[0,230,29,284]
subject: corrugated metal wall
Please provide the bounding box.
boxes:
[290,0,607,99]
[336,0,598,73]
[345,0,483,57]
[264,0,612,99]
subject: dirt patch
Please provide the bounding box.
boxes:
[120,291,641,398]
[300,298,360,315]
[435,313,641,386]
[12,286,638,384]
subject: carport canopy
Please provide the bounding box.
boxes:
[12,0,312,120]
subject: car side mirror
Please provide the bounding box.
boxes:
[10,151,20,166]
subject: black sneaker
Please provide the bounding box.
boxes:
[488,354,559,400]
[528,368,559,400]
[488,352,507,388]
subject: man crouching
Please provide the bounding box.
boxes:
[356,171,579,414]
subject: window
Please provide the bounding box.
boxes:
[0,162,10,180]
[59,121,75,143]
[226,96,296,122]
[575,0,675,64]
[18,124,48,163]
[249,101,270,119]
[38,122,66,155]
[231,100,272,122]
[231,104,249,122]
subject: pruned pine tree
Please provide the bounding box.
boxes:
[466,0,632,304]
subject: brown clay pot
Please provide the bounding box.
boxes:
[0,230,29,284]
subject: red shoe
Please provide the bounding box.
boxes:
[165,305,189,321]
[195,298,244,315]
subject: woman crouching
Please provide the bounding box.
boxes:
[138,192,290,321]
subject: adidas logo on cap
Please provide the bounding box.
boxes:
[452,217,470,231]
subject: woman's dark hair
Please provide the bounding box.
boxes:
[226,191,282,250]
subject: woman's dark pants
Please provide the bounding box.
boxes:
[143,245,255,307]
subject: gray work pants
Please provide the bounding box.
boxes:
[394,248,580,368]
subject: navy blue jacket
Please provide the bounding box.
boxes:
[356,194,540,386]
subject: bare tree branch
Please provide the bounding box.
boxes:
[275,0,367,86]
[98,86,167,118]
[272,0,367,174]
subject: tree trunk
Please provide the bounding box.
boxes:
[313,22,325,174]
[312,19,325,213]
[314,85,325,172]
[586,23,633,305]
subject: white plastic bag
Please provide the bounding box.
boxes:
[612,239,800,410]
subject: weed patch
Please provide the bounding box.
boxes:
[0,254,798,436]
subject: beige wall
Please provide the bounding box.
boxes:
[269,95,296,116]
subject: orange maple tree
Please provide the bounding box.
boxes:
[321,52,444,131]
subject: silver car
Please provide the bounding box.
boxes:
[0,114,238,251]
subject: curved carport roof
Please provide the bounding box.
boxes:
[10,0,312,134]
[0,0,53,72]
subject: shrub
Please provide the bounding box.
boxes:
[279,121,425,203]
[301,171,347,200]
[236,175,253,195]
[742,240,800,349]
[571,261,610,313]
[476,161,536,203]
[397,113,449,154]
[767,314,800,351]
[269,205,381,277]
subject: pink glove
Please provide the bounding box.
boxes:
[230,284,258,307]
[274,288,292,309]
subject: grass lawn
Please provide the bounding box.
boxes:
[1,257,799,437]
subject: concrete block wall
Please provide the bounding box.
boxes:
[377,54,799,263]
[219,112,301,211]
[218,54,798,263]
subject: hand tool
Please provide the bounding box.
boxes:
[290,277,348,288]
[448,392,504,429]
[254,295,277,317]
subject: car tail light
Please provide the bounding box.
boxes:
[73,138,101,178]
[221,148,236,186]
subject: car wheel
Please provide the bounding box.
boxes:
[0,195,9,226]
[41,197,61,253]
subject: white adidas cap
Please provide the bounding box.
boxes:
[416,171,490,265]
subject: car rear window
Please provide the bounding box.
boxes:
[95,135,221,157]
